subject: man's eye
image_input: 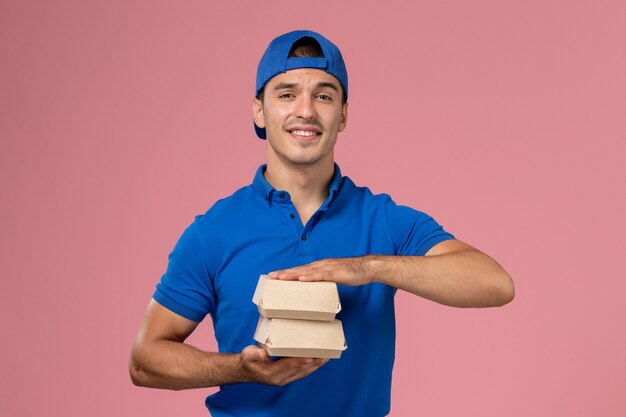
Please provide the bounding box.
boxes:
[279,93,294,99]
[317,94,332,101]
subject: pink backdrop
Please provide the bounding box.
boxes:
[2,1,625,416]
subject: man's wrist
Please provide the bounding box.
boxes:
[204,351,250,386]
[364,255,386,284]
[232,351,254,383]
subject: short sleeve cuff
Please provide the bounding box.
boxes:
[416,234,456,256]
[153,287,207,323]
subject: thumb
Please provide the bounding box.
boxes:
[241,345,269,363]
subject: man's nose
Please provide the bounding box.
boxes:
[294,96,316,119]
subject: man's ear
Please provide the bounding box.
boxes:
[252,98,265,129]
[339,102,348,132]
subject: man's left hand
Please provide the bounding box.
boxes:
[268,256,374,286]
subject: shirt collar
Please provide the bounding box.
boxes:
[251,163,344,207]
[251,164,275,202]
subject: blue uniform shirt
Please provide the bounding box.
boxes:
[153,164,454,417]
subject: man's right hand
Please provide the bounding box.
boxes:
[130,300,329,390]
[238,345,329,386]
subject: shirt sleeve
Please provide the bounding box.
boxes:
[385,198,455,256]
[152,218,215,322]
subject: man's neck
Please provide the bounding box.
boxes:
[264,156,335,224]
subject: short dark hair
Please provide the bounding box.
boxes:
[256,37,346,103]
[288,36,324,59]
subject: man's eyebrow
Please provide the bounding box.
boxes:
[316,82,340,92]
[272,82,298,91]
[271,81,340,92]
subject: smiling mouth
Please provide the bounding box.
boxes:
[290,129,319,136]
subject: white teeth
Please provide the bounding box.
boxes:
[291,130,318,137]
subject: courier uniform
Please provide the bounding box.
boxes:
[154,164,454,417]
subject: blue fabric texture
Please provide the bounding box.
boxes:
[255,30,348,100]
[153,164,455,417]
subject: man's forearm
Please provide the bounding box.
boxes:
[368,250,514,308]
[270,241,514,307]
[129,340,243,390]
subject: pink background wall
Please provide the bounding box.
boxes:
[2,1,624,416]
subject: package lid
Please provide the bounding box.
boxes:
[253,316,347,359]
[252,274,341,321]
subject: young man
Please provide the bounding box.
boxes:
[130,30,514,417]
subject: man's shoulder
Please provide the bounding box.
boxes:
[340,176,432,219]
[339,176,393,205]
[193,184,260,226]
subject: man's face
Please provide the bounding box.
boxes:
[253,68,348,167]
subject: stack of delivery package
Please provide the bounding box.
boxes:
[252,274,347,359]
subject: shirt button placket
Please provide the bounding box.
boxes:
[299,226,312,264]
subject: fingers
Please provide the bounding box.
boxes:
[242,354,331,386]
[269,266,327,282]
[292,272,323,282]
[268,259,355,283]
[268,270,306,280]
[271,258,371,286]
[241,345,269,363]
[268,357,316,373]
[273,357,330,386]
[257,347,270,361]
[269,261,325,280]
